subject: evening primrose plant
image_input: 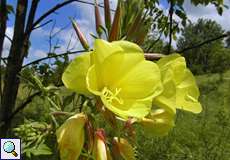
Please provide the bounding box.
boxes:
[57,39,202,160]
[56,0,202,159]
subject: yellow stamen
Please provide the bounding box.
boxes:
[102,87,123,104]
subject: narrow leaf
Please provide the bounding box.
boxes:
[109,0,122,41]
[126,11,142,40]
[104,0,111,32]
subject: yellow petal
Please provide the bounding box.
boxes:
[62,52,91,95]
[157,54,202,113]
[153,96,176,114]
[176,69,202,113]
[86,65,103,95]
[100,52,144,87]
[91,39,122,68]
[153,69,177,114]
[90,39,123,91]
[96,52,162,100]
[157,54,186,85]
[157,53,181,68]
[141,109,175,137]
[112,40,143,53]
[116,60,163,100]
[101,96,151,119]
[56,113,86,160]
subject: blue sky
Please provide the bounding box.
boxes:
[3,0,230,65]
[5,0,99,63]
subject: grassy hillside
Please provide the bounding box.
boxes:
[136,70,230,160]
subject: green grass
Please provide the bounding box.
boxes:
[136,70,230,160]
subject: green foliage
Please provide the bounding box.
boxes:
[13,120,53,159]
[30,54,69,86]
[177,19,230,74]
[142,36,165,53]
[143,0,227,43]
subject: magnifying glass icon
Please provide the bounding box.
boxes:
[3,141,18,157]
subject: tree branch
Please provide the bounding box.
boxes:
[51,111,72,116]
[29,0,114,34]
[23,0,40,57]
[22,49,164,69]
[146,31,164,52]
[144,53,164,60]
[33,19,53,30]
[177,33,229,53]
[5,34,12,43]
[25,0,40,34]
[22,49,86,68]
[9,91,41,120]
[1,57,7,65]
[167,1,174,54]
[29,0,77,33]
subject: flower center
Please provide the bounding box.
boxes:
[102,87,123,104]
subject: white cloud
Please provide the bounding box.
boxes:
[2,27,13,57]
[184,0,230,31]
[33,49,47,58]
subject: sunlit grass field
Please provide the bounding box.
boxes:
[136,70,230,160]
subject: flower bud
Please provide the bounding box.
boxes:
[93,129,112,160]
[95,0,103,36]
[56,113,87,160]
[109,1,122,41]
[85,120,94,154]
[71,18,90,50]
[104,0,111,31]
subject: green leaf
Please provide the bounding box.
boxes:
[32,144,52,156]
[63,93,75,106]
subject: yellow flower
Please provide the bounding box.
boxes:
[62,39,163,119]
[140,109,175,137]
[56,113,86,160]
[154,54,202,113]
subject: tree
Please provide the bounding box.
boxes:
[177,19,229,74]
